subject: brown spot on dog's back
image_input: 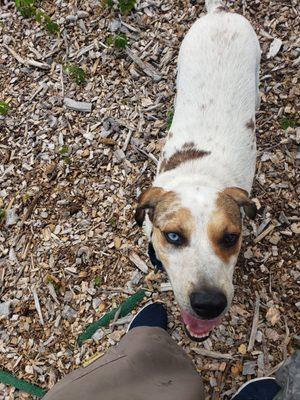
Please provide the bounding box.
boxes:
[208,192,242,263]
[161,149,211,173]
[216,5,229,12]
[246,118,255,131]
[182,141,195,149]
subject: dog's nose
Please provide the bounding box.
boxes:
[190,288,227,320]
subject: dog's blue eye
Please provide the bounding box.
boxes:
[165,232,183,245]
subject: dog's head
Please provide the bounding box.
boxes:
[135,185,256,340]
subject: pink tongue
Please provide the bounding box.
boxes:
[181,310,221,336]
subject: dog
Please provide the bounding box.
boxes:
[135,0,261,341]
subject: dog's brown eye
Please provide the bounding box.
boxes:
[221,233,239,248]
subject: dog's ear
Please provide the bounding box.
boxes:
[223,187,257,219]
[135,187,166,227]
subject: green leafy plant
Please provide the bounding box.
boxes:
[166,109,174,130]
[103,0,136,13]
[94,276,102,286]
[108,217,116,226]
[64,64,86,84]
[59,145,69,155]
[0,102,10,116]
[0,209,6,220]
[59,146,71,164]
[104,0,114,7]
[35,10,60,33]
[281,117,297,130]
[15,0,36,17]
[15,0,60,34]
[119,0,136,14]
[106,33,128,49]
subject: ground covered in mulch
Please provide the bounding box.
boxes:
[0,0,299,398]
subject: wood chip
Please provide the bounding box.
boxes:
[64,97,92,112]
[128,252,148,273]
[3,44,50,69]
[254,224,275,243]
[248,294,260,351]
[126,48,162,82]
[32,287,44,326]
[192,348,233,360]
[267,38,283,59]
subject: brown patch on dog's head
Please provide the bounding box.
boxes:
[135,187,178,227]
[135,187,165,226]
[223,187,257,219]
[152,206,195,266]
[155,207,194,242]
[135,187,195,266]
[246,118,255,131]
[208,188,257,263]
[208,192,242,263]
[160,149,211,173]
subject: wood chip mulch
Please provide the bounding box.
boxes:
[0,0,299,399]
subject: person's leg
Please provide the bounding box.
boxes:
[231,377,281,400]
[44,303,204,400]
[127,302,168,331]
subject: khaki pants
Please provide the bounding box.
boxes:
[44,327,204,400]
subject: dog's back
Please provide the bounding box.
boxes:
[162,1,261,192]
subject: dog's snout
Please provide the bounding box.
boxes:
[190,288,227,320]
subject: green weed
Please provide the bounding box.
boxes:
[104,0,114,7]
[108,217,116,226]
[94,276,102,286]
[15,0,36,17]
[0,102,10,116]
[103,0,136,14]
[59,146,71,164]
[119,0,136,14]
[59,145,69,155]
[64,64,86,84]
[0,209,6,220]
[106,33,128,49]
[35,10,60,33]
[281,117,297,130]
[15,0,60,34]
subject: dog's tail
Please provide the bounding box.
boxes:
[205,0,224,13]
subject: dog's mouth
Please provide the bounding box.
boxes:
[181,310,222,341]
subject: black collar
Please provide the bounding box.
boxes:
[148,242,164,271]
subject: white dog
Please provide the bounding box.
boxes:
[135,0,261,340]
